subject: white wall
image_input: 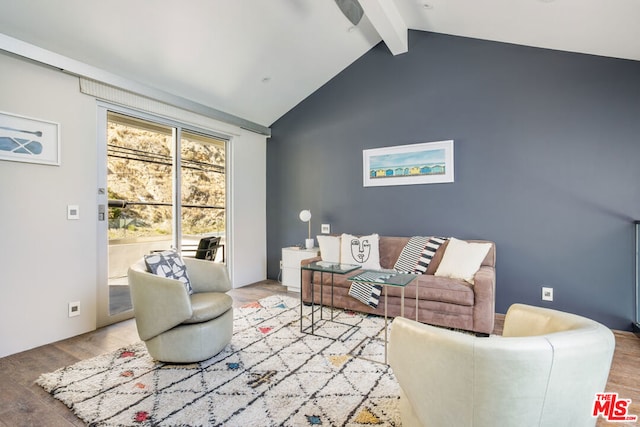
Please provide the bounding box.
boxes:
[0,54,98,357]
[0,52,267,357]
[229,131,267,287]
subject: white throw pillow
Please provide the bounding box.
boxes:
[434,237,491,284]
[317,235,341,263]
[340,233,381,270]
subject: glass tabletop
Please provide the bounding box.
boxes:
[302,261,361,274]
[347,270,416,287]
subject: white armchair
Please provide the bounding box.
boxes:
[389,303,615,427]
[128,257,233,363]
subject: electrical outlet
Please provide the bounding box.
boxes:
[67,205,80,220]
[68,301,81,317]
[279,260,283,269]
[542,287,553,302]
[321,224,331,234]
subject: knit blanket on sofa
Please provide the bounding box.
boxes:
[348,236,447,308]
[395,236,447,274]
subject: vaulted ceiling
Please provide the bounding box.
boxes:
[1,0,638,129]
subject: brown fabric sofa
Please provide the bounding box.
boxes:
[301,236,496,334]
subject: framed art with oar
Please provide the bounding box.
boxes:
[0,111,60,166]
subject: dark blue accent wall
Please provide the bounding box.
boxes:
[266,31,640,330]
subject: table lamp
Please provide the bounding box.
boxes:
[299,209,314,249]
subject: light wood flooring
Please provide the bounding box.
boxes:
[0,280,638,426]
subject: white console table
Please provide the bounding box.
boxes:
[282,246,319,292]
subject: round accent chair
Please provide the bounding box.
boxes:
[128,256,233,363]
[389,303,615,427]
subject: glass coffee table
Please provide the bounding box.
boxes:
[300,261,361,340]
[347,270,417,364]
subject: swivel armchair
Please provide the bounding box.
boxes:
[128,256,233,363]
[389,303,615,427]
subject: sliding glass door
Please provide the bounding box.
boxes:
[97,108,227,326]
[179,131,226,261]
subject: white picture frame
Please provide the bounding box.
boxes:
[363,140,454,187]
[0,111,60,166]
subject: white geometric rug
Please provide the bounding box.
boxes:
[37,295,401,426]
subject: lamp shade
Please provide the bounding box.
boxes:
[299,210,312,222]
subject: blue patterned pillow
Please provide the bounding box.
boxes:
[144,250,193,295]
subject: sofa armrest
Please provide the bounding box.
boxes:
[300,256,322,300]
[472,265,496,334]
[183,257,231,293]
[301,256,322,266]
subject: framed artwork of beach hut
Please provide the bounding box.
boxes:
[363,140,454,187]
[0,111,60,166]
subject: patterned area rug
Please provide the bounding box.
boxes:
[37,295,400,426]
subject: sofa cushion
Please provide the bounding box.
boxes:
[144,250,193,294]
[415,275,475,306]
[434,238,491,284]
[379,236,411,269]
[317,235,341,263]
[340,233,381,269]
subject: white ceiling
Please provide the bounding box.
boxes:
[1,0,638,129]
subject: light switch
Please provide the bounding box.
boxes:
[67,205,80,220]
